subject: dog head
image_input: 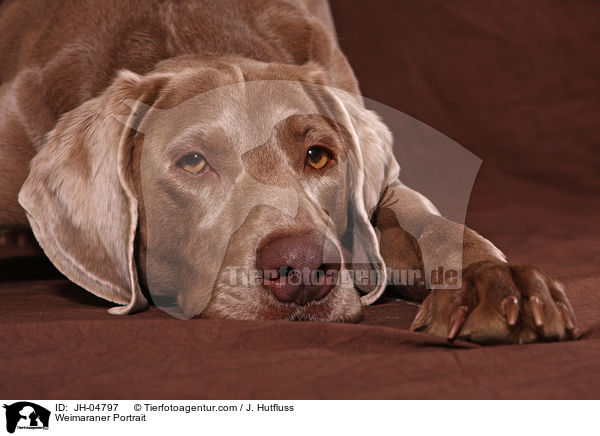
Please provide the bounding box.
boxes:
[18,56,399,320]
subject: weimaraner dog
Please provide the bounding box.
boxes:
[0,0,577,343]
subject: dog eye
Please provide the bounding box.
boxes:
[177,153,208,174]
[306,146,331,170]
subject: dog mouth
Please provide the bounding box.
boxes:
[152,223,360,321]
[196,229,364,322]
[256,283,363,323]
[160,264,363,322]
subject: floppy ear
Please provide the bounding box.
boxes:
[18,70,168,315]
[332,91,400,305]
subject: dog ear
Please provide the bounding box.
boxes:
[331,91,400,305]
[18,70,169,314]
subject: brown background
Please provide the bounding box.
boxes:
[1,0,599,399]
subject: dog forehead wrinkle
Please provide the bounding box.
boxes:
[203,80,325,154]
[144,81,335,164]
[145,98,229,142]
[148,97,291,159]
[231,104,304,155]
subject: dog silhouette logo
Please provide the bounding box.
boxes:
[3,402,50,433]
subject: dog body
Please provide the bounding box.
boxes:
[0,0,577,343]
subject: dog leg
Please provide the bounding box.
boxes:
[374,181,577,343]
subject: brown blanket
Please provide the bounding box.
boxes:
[1,0,599,399]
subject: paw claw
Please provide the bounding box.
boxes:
[501,296,520,326]
[447,305,469,340]
[557,302,576,330]
[529,296,544,327]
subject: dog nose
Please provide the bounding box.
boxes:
[256,233,341,305]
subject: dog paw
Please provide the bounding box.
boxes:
[410,261,578,344]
